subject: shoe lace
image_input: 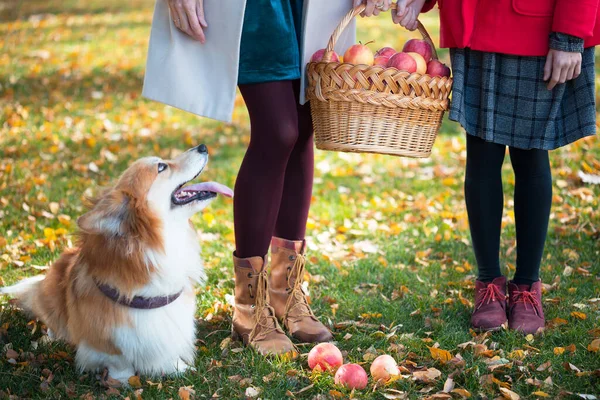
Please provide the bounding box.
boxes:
[248,269,281,342]
[283,253,316,323]
[512,289,541,316]
[476,283,506,310]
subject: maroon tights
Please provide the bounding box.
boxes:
[234,80,313,258]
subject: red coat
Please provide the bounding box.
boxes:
[423,0,600,56]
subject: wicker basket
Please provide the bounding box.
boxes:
[306,4,452,158]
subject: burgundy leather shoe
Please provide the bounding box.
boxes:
[507,280,545,334]
[471,276,508,332]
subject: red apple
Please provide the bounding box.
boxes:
[426,60,451,77]
[375,47,396,59]
[334,363,369,390]
[344,43,374,66]
[370,355,400,383]
[387,52,417,73]
[406,52,427,74]
[403,39,433,62]
[311,48,340,63]
[374,56,390,66]
[308,343,343,371]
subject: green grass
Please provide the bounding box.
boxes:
[1,1,599,399]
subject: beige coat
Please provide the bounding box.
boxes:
[142,0,356,123]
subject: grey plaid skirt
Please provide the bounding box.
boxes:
[449,47,597,150]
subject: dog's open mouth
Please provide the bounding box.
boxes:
[172,181,234,206]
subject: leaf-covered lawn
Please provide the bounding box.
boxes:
[1,1,599,399]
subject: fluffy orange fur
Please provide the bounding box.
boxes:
[22,160,165,354]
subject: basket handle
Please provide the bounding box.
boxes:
[322,3,438,62]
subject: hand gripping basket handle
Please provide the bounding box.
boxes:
[322,3,438,62]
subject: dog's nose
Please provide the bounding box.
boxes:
[197,144,208,153]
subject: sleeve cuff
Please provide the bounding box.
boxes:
[549,32,585,53]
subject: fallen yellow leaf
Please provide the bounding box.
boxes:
[429,346,453,363]
[553,347,565,355]
[532,391,550,398]
[571,311,587,320]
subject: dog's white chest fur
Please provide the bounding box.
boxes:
[78,222,205,381]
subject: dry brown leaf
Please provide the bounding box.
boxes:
[451,388,471,398]
[5,349,18,359]
[536,361,552,371]
[499,387,520,400]
[329,389,344,398]
[382,389,408,399]
[564,362,581,372]
[413,368,442,383]
[429,346,453,363]
[128,375,142,388]
[565,344,577,353]
[442,377,454,393]
[587,338,600,352]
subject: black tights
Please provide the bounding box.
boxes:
[234,80,313,258]
[465,135,552,285]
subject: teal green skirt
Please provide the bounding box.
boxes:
[238,0,304,85]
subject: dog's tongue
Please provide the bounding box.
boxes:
[185,182,234,198]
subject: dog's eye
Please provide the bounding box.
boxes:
[157,163,168,173]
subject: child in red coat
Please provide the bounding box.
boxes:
[394,0,599,334]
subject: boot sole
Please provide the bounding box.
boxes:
[472,323,508,333]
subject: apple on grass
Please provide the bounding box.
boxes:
[387,52,417,73]
[403,39,433,62]
[344,42,374,66]
[406,52,427,74]
[311,48,340,63]
[334,363,369,390]
[426,60,451,77]
[307,343,343,372]
[370,355,400,383]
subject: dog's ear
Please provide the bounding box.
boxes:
[77,190,131,236]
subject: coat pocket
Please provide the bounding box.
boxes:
[512,0,555,17]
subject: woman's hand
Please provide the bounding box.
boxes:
[167,0,208,43]
[353,0,391,17]
[543,49,582,90]
[392,0,427,31]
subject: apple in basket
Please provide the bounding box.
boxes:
[311,48,340,63]
[387,52,417,73]
[374,55,390,66]
[406,52,427,74]
[343,43,374,66]
[403,39,433,62]
[426,59,451,77]
[375,46,396,59]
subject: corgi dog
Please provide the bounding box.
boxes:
[0,144,233,383]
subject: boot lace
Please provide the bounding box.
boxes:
[283,254,316,323]
[476,283,506,310]
[512,289,541,316]
[248,269,281,342]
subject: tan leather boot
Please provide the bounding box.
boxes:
[231,254,295,355]
[269,237,333,343]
